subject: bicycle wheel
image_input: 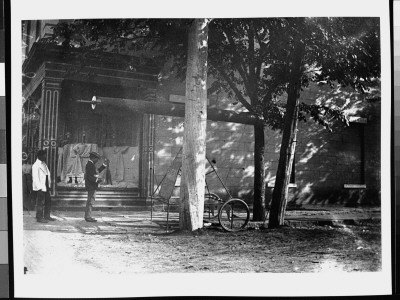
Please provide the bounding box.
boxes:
[204,193,222,220]
[218,198,250,232]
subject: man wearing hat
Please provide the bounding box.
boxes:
[84,151,108,222]
[32,149,56,223]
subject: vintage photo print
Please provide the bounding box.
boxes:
[11,0,392,297]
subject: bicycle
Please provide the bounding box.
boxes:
[204,157,250,232]
[150,150,250,232]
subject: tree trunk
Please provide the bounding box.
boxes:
[179,19,210,231]
[252,121,266,221]
[268,40,305,229]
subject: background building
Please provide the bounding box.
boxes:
[21,19,381,211]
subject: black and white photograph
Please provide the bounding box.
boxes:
[11,0,392,297]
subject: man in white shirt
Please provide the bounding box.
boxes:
[32,149,56,223]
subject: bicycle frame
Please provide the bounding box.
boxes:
[205,157,233,199]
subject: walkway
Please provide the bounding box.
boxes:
[23,206,381,234]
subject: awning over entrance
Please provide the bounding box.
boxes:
[78,96,258,125]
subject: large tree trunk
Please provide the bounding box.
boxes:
[179,19,210,231]
[252,121,266,221]
[268,40,305,229]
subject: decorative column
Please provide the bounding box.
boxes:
[140,87,157,200]
[38,79,62,196]
[141,113,155,199]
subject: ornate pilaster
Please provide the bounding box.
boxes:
[141,113,155,198]
[39,79,62,196]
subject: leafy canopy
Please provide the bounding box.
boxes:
[50,17,380,131]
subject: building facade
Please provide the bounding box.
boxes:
[21,20,381,210]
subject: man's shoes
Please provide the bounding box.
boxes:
[85,218,97,222]
[37,218,49,223]
[45,216,56,221]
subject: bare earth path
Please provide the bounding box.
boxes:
[23,209,381,274]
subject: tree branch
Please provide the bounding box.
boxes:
[223,25,253,97]
[214,65,257,116]
[253,25,270,79]
[247,22,257,99]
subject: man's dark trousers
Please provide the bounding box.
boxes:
[36,190,51,220]
[85,190,96,219]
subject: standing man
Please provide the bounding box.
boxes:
[32,149,56,223]
[84,152,108,222]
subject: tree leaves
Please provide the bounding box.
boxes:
[298,102,349,131]
[50,17,380,122]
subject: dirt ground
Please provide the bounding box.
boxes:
[23,210,381,274]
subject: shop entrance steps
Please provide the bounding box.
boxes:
[52,187,148,211]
